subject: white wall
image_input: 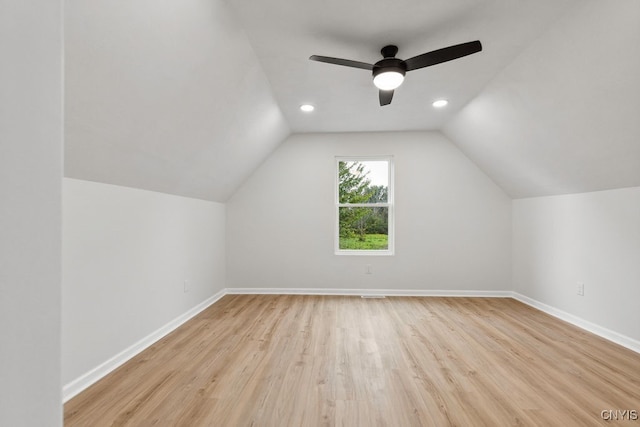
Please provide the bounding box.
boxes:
[227,132,511,292]
[62,179,226,387]
[0,1,63,425]
[513,187,640,344]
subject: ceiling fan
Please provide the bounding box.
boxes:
[309,40,482,106]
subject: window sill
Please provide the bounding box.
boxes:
[335,250,394,256]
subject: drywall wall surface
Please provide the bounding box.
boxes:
[62,178,226,384]
[227,131,511,291]
[513,187,640,342]
[0,0,63,425]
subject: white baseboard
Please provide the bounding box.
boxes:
[226,287,512,298]
[512,292,640,354]
[228,289,640,354]
[63,288,639,403]
[62,289,226,403]
[67,287,504,402]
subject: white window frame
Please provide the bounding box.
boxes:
[335,156,394,256]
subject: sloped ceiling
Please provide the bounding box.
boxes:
[444,0,640,198]
[64,0,290,202]
[64,0,640,201]
[225,0,579,133]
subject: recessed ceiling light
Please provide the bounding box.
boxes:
[432,99,448,108]
[300,104,315,112]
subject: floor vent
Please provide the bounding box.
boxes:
[360,295,386,299]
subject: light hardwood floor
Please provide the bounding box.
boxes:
[64,295,640,426]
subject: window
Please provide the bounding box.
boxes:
[336,157,393,255]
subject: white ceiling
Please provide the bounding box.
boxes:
[64,0,640,201]
[226,0,578,133]
[445,0,640,197]
[65,0,289,201]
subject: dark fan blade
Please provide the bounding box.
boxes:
[404,40,482,71]
[309,55,374,70]
[379,90,394,106]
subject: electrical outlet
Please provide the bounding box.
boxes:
[184,280,190,293]
[577,282,584,296]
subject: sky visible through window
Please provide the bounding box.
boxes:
[357,161,388,187]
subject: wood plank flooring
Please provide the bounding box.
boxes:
[64,295,640,426]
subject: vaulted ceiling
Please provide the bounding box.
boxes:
[64,0,640,201]
[64,0,290,201]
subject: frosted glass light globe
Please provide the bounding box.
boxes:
[373,71,405,91]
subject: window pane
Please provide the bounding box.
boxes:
[338,161,388,204]
[338,207,388,250]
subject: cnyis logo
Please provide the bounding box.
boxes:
[601,409,638,421]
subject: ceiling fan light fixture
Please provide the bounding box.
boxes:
[309,40,482,106]
[373,70,405,91]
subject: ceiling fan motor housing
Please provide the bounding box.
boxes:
[372,58,407,93]
[373,45,407,81]
[372,58,407,79]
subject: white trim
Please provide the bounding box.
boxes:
[512,292,640,354]
[339,203,389,208]
[335,156,395,256]
[334,249,394,256]
[62,289,226,403]
[230,288,640,354]
[226,287,512,298]
[63,288,639,403]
